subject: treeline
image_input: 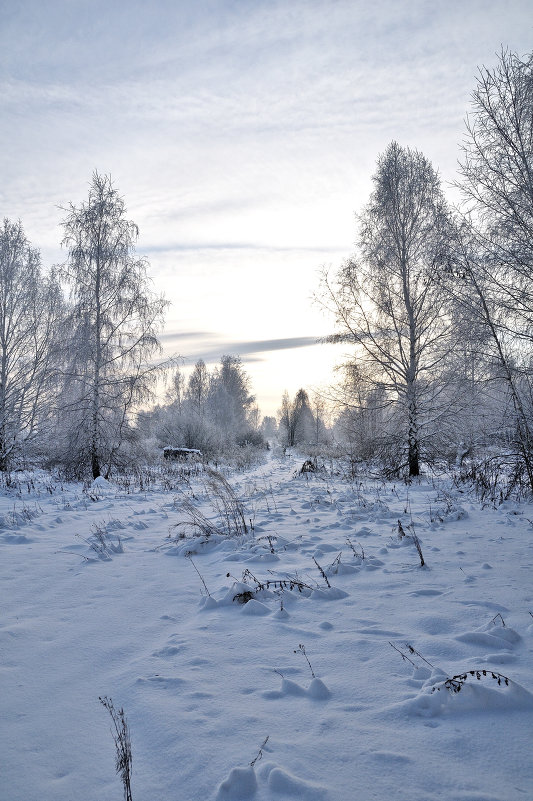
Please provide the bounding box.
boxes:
[140,356,264,461]
[320,49,533,490]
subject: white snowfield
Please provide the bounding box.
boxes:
[1,453,533,801]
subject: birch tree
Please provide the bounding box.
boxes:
[449,49,533,488]
[0,219,62,471]
[321,142,454,476]
[59,172,168,479]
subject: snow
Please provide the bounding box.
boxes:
[1,454,533,800]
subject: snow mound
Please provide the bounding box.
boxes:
[241,598,271,616]
[259,762,328,798]
[307,677,331,699]
[406,675,533,717]
[455,621,521,651]
[310,587,348,600]
[216,765,257,800]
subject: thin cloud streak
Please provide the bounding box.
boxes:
[161,333,323,364]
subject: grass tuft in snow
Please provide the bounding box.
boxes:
[99,696,133,801]
[173,468,250,541]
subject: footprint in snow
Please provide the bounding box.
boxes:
[151,645,184,658]
[370,750,412,764]
[406,665,433,687]
[136,675,186,689]
[1,533,34,544]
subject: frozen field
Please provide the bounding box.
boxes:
[1,453,533,801]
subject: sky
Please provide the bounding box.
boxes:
[1,0,532,416]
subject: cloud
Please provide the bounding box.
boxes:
[158,330,217,343]
[161,332,323,364]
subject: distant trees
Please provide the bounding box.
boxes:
[278,388,316,447]
[321,142,454,475]
[149,355,262,457]
[58,172,168,478]
[208,355,256,442]
[186,359,209,416]
[0,219,63,471]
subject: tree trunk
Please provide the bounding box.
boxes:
[407,391,420,476]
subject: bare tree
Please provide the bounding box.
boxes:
[0,219,63,471]
[458,47,533,323]
[451,49,533,489]
[320,142,455,476]
[59,172,168,479]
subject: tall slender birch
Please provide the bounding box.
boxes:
[59,172,168,478]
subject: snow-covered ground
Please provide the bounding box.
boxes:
[2,453,532,801]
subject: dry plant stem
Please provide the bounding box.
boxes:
[389,641,418,668]
[432,670,510,694]
[410,528,425,567]
[397,519,407,538]
[250,736,269,767]
[312,557,331,588]
[294,644,316,678]
[99,696,133,801]
[174,469,249,540]
[186,553,210,596]
[406,644,435,669]
[346,538,365,559]
[327,552,342,573]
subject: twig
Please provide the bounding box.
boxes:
[250,736,269,767]
[389,641,417,668]
[406,644,435,669]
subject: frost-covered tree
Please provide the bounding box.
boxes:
[278,388,315,447]
[451,49,533,489]
[458,48,533,316]
[0,219,63,471]
[59,172,168,478]
[321,142,454,475]
[207,355,255,442]
[185,359,210,417]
